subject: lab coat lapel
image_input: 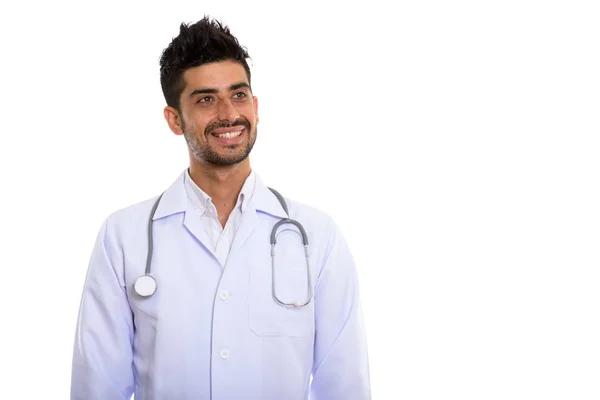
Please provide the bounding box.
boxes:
[153,170,215,257]
[230,175,289,256]
[183,204,215,256]
[229,191,259,256]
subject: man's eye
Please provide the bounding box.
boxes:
[233,92,247,99]
[198,96,213,103]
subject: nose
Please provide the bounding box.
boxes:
[217,98,239,123]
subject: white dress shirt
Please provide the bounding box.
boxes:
[184,169,256,267]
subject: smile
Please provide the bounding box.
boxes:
[211,128,244,139]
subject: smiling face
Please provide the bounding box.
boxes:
[164,60,259,167]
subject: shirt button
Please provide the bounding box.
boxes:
[219,290,230,300]
[220,349,230,359]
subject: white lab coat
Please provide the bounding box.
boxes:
[71,170,371,399]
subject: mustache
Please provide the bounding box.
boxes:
[205,118,251,136]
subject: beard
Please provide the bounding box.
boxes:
[183,117,256,166]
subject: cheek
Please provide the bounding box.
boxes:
[186,116,208,135]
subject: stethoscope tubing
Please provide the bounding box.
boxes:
[137,187,313,308]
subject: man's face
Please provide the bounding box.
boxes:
[177,60,258,166]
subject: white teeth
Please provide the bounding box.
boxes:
[214,130,242,139]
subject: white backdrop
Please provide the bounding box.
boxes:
[0,0,599,399]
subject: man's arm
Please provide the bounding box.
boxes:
[310,221,371,399]
[71,218,135,400]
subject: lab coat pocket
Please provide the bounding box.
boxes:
[248,259,314,337]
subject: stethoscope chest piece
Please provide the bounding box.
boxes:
[134,275,157,297]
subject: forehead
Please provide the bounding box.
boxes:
[182,60,249,93]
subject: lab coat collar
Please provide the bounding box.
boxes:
[153,169,289,220]
[251,174,289,219]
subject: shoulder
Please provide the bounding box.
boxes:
[281,196,342,251]
[276,196,355,282]
[287,197,335,229]
[102,195,162,241]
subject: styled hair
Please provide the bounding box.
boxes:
[159,16,252,112]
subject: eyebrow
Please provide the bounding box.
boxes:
[188,82,251,99]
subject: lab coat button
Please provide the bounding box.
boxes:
[220,349,230,359]
[219,290,230,300]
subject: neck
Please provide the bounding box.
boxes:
[188,158,252,217]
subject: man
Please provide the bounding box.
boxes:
[71,16,371,399]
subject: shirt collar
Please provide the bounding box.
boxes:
[184,169,212,214]
[183,168,256,216]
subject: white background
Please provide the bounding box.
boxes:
[1,0,599,398]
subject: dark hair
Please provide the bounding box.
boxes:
[159,16,251,112]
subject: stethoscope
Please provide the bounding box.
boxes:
[133,188,313,308]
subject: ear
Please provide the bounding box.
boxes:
[164,106,184,136]
[253,96,259,125]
